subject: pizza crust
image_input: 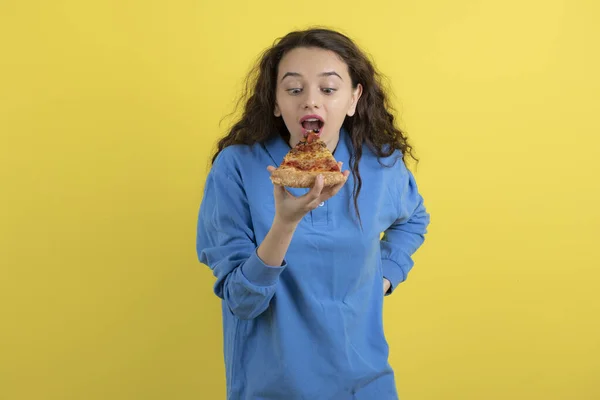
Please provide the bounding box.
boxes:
[270,167,346,188]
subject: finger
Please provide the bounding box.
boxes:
[268,165,291,196]
[269,166,282,198]
[272,183,288,201]
[311,174,325,196]
[321,172,349,199]
[301,174,324,205]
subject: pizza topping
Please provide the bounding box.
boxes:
[290,141,326,153]
[305,132,321,144]
[281,159,340,172]
[324,162,341,172]
[271,128,344,187]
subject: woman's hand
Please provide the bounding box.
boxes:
[383,278,391,295]
[267,163,350,228]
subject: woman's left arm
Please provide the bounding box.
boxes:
[381,163,430,295]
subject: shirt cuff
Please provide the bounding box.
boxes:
[382,258,405,295]
[241,249,287,287]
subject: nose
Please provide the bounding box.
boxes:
[303,87,320,109]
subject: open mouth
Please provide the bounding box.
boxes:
[300,115,324,133]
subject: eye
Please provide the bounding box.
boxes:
[322,88,337,95]
[286,88,302,95]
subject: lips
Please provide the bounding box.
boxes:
[300,114,324,133]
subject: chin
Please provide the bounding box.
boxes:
[289,133,304,145]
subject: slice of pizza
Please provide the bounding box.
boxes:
[270,130,346,188]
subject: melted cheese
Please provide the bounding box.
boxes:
[281,141,339,172]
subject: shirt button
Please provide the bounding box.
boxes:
[319,202,325,207]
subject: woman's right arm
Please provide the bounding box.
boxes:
[257,170,347,266]
[197,166,286,321]
[197,160,347,320]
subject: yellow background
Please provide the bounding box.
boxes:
[1,0,599,399]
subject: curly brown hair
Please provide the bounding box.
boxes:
[212,28,418,223]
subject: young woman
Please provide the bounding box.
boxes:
[197,28,430,399]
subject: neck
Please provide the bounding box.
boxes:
[324,136,339,153]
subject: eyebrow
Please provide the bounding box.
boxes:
[280,71,343,82]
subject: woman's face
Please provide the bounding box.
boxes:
[275,47,362,150]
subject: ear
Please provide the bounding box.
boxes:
[274,103,281,117]
[346,83,363,117]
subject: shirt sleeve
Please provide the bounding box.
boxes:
[381,162,430,295]
[196,158,286,320]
